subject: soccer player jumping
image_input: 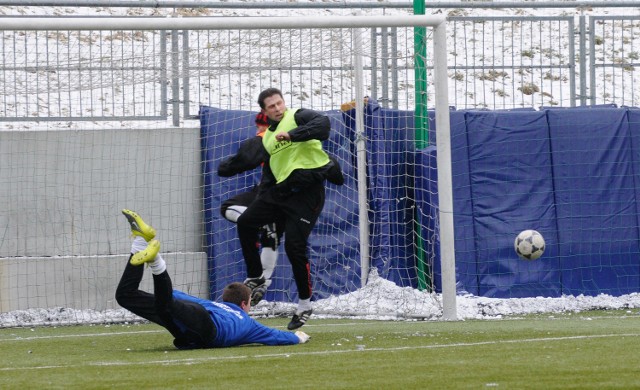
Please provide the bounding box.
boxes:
[236,87,342,330]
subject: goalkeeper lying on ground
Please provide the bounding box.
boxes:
[115,209,310,349]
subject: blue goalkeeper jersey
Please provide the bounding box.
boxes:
[172,290,299,347]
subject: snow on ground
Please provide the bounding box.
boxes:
[252,271,640,321]
[3,270,640,327]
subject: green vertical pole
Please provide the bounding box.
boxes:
[414,0,430,291]
[414,0,429,149]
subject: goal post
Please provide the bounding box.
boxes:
[0,15,456,325]
[432,20,456,321]
[352,28,370,289]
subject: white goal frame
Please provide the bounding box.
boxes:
[1,15,456,321]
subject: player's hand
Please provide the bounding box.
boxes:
[295,331,310,344]
[275,132,290,142]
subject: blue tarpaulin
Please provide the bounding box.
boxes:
[419,106,640,297]
[201,103,640,300]
[200,106,362,301]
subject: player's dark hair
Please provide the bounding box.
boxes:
[257,88,283,109]
[222,282,251,307]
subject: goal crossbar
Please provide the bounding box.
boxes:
[0,15,445,31]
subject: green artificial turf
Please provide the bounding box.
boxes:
[2,310,640,389]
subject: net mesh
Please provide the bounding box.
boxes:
[0,18,444,326]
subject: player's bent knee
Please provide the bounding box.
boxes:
[225,205,247,223]
[115,290,132,309]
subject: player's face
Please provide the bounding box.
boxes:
[241,299,251,313]
[263,94,286,122]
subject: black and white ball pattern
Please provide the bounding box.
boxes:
[514,230,545,260]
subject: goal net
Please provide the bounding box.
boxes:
[0,15,453,327]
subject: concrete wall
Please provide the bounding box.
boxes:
[0,252,208,312]
[0,127,208,312]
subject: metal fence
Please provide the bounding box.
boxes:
[1,27,170,122]
[590,16,640,106]
[0,4,639,123]
[448,16,577,110]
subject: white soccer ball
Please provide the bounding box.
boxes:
[514,230,545,260]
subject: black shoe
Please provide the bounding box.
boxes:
[250,284,268,306]
[244,277,266,305]
[287,309,312,330]
[244,276,265,290]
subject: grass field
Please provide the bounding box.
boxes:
[2,310,640,389]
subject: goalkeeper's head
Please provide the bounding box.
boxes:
[222,282,252,312]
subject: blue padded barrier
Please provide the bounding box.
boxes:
[548,108,640,296]
[201,104,640,300]
[420,111,477,295]
[200,107,258,299]
[464,110,560,297]
[447,111,478,295]
[340,101,420,286]
[630,108,640,255]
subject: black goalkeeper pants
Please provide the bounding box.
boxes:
[236,181,325,300]
[115,257,217,349]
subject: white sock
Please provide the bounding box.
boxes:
[260,247,277,281]
[297,298,312,314]
[224,205,247,223]
[131,236,166,275]
[131,236,147,254]
[149,252,166,275]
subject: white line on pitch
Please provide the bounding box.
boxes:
[2,332,639,371]
[0,322,364,342]
[3,314,640,342]
[0,330,163,341]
